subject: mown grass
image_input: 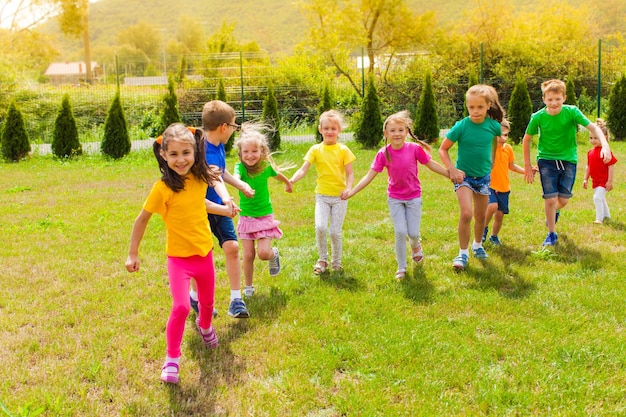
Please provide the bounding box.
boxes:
[1,138,625,416]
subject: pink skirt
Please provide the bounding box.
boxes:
[237,214,283,240]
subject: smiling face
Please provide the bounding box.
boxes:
[160,139,195,176]
[466,93,489,124]
[589,131,602,148]
[240,140,262,167]
[384,121,408,149]
[543,91,565,116]
[319,119,341,145]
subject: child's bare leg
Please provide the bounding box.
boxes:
[472,193,489,244]
[256,238,274,261]
[223,240,242,291]
[485,202,498,230]
[544,197,558,232]
[492,211,505,236]
[241,240,256,288]
[456,187,473,250]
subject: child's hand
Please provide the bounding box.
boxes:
[126,255,140,272]
[285,182,293,193]
[230,198,241,216]
[601,146,612,164]
[582,179,588,189]
[606,181,613,191]
[448,167,464,184]
[340,188,351,200]
[524,166,535,184]
[241,183,255,198]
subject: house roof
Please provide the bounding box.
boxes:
[45,61,99,76]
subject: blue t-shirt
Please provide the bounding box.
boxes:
[205,140,226,204]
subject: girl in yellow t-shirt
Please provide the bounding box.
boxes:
[126,123,234,384]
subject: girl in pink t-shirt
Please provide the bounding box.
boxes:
[343,111,450,279]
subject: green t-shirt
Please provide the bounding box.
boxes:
[235,163,277,217]
[526,105,590,163]
[446,117,501,177]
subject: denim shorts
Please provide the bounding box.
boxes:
[537,159,576,199]
[488,188,510,214]
[454,174,491,196]
[208,214,238,246]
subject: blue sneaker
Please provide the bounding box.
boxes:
[227,298,249,318]
[269,247,281,276]
[190,296,218,317]
[473,246,488,259]
[489,235,502,246]
[452,254,469,271]
[481,227,488,243]
[542,232,558,247]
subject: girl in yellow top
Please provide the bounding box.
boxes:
[125,123,233,384]
[290,110,355,274]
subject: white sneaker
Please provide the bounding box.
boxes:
[243,285,255,297]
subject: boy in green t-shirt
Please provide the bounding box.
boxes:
[522,79,612,247]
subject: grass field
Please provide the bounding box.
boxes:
[1,138,625,416]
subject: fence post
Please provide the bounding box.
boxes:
[361,47,365,98]
[240,51,245,121]
[597,39,602,118]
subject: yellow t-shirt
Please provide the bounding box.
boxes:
[489,143,515,193]
[143,177,213,257]
[304,143,356,196]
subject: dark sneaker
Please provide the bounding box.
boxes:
[195,317,218,348]
[472,246,488,259]
[269,247,281,276]
[481,227,488,243]
[190,296,218,317]
[555,211,560,224]
[452,254,469,271]
[542,232,558,247]
[489,235,502,246]
[227,298,250,318]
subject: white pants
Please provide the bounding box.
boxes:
[593,187,611,222]
[388,197,422,271]
[315,194,348,268]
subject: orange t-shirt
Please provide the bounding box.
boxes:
[489,143,515,192]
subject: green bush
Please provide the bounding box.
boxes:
[101,92,131,159]
[354,76,383,149]
[507,76,533,144]
[1,101,31,162]
[157,77,181,135]
[565,78,577,106]
[415,71,439,142]
[463,71,479,118]
[52,94,82,158]
[607,75,626,141]
[262,83,281,151]
[216,78,235,154]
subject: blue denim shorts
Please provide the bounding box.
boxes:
[208,214,238,246]
[537,159,576,199]
[455,174,491,196]
[488,188,510,214]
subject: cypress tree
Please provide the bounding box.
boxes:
[216,78,235,154]
[607,75,626,141]
[316,82,333,142]
[1,100,31,162]
[101,91,131,159]
[52,94,82,158]
[262,83,281,151]
[415,71,439,142]
[507,76,533,144]
[354,75,383,149]
[158,77,181,135]
[463,71,479,117]
[565,78,577,106]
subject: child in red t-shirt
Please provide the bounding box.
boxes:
[583,119,617,224]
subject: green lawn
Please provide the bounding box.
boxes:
[1,139,625,416]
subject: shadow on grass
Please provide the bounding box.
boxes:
[604,219,626,231]
[551,234,603,270]
[319,268,365,292]
[399,265,434,304]
[165,286,288,415]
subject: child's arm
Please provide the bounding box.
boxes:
[290,161,311,185]
[425,159,452,179]
[509,161,525,175]
[213,177,239,217]
[606,165,615,191]
[438,138,464,183]
[224,169,255,198]
[340,162,354,199]
[522,133,535,184]
[582,162,591,189]
[275,172,293,193]
[344,169,378,200]
[126,210,152,273]
[585,123,612,163]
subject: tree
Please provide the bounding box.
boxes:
[1,101,30,162]
[216,78,235,154]
[55,0,92,83]
[157,77,181,135]
[316,82,333,142]
[565,78,577,106]
[52,94,82,158]
[101,92,131,159]
[262,83,281,151]
[607,75,626,141]
[507,76,533,144]
[463,71,479,117]
[354,75,383,149]
[415,71,439,142]
[117,21,162,63]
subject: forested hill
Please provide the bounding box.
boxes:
[49,0,623,57]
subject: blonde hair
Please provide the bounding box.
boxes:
[383,110,432,161]
[541,79,566,97]
[202,100,236,131]
[596,118,610,141]
[235,122,296,175]
[501,119,510,130]
[318,110,345,131]
[466,84,505,122]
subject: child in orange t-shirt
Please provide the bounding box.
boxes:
[482,120,526,245]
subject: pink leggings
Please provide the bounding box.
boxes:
[166,252,215,358]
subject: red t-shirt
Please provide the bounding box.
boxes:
[587,147,617,188]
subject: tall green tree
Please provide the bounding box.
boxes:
[507,76,533,144]
[415,71,439,142]
[101,91,131,159]
[216,78,235,154]
[463,71,479,117]
[354,75,383,149]
[607,75,626,141]
[565,78,577,106]
[158,77,181,135]
[316,82,333,142]
[52,94,82,158]
[1,101,31,162]
[262,83,281,151]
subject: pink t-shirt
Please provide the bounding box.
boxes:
[371,142,431,200]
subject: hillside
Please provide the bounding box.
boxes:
[46,0,624,58]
